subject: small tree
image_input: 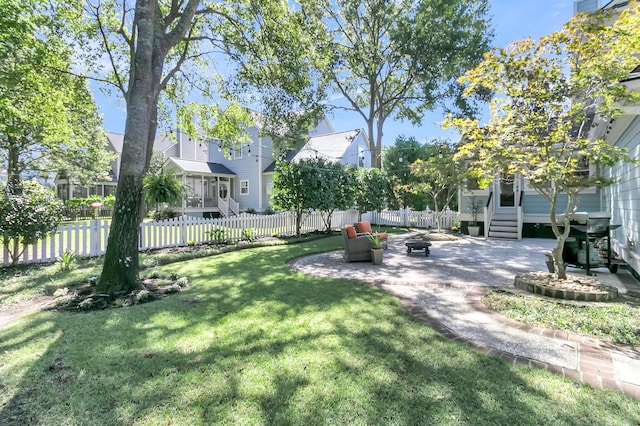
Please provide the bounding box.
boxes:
[383,136,429,209]
[354,168,389,220]
[313,160,356,232]
[0,181,63,265]
[402,141,463,232]
[272,158,356,234]
[272,159,321,236]
[447,6,640,279]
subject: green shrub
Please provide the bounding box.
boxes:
[209,228,227,243]
[243,228,256,242]
[57,249,77,272]
[0,181,63,265]
[151,208,178,221]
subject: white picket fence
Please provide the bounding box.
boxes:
[1,208,457,266]
[365,207,456,229]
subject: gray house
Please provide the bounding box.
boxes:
[62,115,372,218]
[457,0,640,275]
[601,65,640,273]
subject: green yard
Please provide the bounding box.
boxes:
[1,236,639,425]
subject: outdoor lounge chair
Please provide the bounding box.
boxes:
[342,225,373,262]
[355,221,389,242]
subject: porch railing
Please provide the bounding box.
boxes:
[229,197,240,216]
[484,192,494,238]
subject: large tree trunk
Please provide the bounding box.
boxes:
[97,0,163,294]
[367,118,383,169]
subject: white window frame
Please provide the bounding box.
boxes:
[523,156,596,194]
[240,180,249,195]
[234,148,243,159]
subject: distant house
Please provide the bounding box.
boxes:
[57,116,373,218]
[55,131,175,201]
[262,128,371,207]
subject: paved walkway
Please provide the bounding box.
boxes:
[290,233,640,399]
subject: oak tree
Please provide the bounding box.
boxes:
[306,0,493,167]
[61,0,324,293]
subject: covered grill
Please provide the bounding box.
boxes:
[562,212,623,274]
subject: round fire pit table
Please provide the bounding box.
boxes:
[405,240,432,257]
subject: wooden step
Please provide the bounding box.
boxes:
[491,220,517,227]
[490,225,518,233]
[488,230,519,239]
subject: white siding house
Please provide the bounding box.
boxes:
[60,114,374,218]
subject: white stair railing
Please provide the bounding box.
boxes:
[228,197,240,216]
[218,196,229,217]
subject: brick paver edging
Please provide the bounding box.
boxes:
[380,282,640,400]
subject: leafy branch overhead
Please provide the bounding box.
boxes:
[302,0,493,167]
[54,0,334,293]
[446,4,640,279]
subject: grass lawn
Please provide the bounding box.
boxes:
[1,236,639,425]
[483,291,640,346]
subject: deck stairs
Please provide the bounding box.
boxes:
[488,212,519,240]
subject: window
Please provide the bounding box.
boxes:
[575,155,596,194]
[466,177,481,191]
[574,156,590,179]
[240,180,249,195]
[234,148,243,159]
[358,146,365,168]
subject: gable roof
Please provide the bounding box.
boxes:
[107,132,124,153]
[263,129,367,173]
[167,158,236,177]
[106,131,179,154]
[263,150,297,173]
[251,111,335,135]
[291,129,364,162]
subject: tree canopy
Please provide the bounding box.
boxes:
[403,141,462,231]
[0,0,111,191]
[305,0,493,167]
[0,181,63,265]
[354,167,388,219]
[57,0,327,293]
[446,5,640,279]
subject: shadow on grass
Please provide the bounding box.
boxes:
[1,238,639,425]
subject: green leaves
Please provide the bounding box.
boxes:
[0,181,63,264]
[450,4,640,191]
[272,158,357,233]
[143,168,187,212]
[0,0,112,187]
[447,5,640,278]
[354,168,388,214]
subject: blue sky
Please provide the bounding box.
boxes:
[96,1,574,146]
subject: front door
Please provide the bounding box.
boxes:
[495,173,519,213]
[218,181,229,200]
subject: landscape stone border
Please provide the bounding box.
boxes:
[514,271,619,302]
